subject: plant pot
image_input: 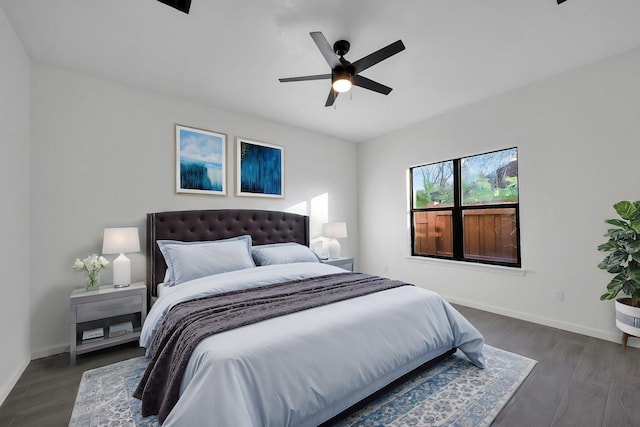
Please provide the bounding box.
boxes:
[615,298,640,338]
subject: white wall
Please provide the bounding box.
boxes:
[30,64,358,357]
[0,6,31,403]
[358,47,640,345]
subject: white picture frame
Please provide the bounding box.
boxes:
[175,124,227,195]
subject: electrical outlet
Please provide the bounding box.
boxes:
[553,289,564,302]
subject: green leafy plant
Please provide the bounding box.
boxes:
[598,200,640,306]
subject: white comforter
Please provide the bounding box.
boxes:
[140,263,485,427]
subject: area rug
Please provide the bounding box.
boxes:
[69,345,535,427]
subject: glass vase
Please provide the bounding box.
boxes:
[86,271,101,291]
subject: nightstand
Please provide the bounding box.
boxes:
[69,282,146,366]
[322,257,354,272]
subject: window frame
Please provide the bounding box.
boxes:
[409,148,521,268]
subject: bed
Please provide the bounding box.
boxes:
[137,209,485,426]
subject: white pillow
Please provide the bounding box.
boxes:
[251,242,320,266]
[158,235,253,286]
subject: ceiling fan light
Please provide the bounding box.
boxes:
[332,78,352,93]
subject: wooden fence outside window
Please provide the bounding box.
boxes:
[414,208,517,264]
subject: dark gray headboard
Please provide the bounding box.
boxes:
[146,209,310,298]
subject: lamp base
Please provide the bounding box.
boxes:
[328,238,341,259]
[112,253,132,288]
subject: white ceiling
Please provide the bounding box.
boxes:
[3,0,640,142]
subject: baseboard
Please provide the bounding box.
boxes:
[30,343,68,360]
[27,299,638,359]
[0,357,30,406]
[446,295,639,349]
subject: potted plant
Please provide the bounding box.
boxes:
[598,200,640,343]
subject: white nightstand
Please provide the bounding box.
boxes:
[69,282,146,366]
[322,257,354,272]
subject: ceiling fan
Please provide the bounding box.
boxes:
[279,32,406,107]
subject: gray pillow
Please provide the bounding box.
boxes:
[251,242,320,266]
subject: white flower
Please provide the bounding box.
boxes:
[72,259,84,270]
[72,253,109,274]
[88,256,98,269]
[73,253,109,290]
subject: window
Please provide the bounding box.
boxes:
[410,147,520,267]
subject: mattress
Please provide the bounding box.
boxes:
[156,282,171,298]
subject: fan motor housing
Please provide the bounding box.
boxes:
[333,40,350,57]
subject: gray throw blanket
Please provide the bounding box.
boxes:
[133,272,410,423]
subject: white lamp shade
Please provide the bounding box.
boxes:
[102,227,140,254]
[322,222,347,239]
[102,227,140,287]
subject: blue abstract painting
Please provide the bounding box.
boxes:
[176,125,226,195]
[237,138,284,198]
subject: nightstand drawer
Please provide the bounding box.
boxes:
[75,294,143,323]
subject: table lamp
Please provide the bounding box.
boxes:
[322,222,347,259]
[102,227,140,288]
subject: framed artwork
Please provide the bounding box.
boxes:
[176,124,227,195]
[236,137,284,198]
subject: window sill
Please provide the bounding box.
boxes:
[405,256,526,276]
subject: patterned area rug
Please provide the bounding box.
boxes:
[69,345,535,427]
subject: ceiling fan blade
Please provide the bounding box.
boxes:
[352,40,405,74]
[325,89,339,107]
[352,75,392,95]
[310,32,341,69]
[157,0,191,14]
[279,74,331,83]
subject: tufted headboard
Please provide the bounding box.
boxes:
[146,209,310,298]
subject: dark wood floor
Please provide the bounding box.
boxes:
[455,305,640,427]
[1,305,639,426]
[0,343,145,427]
